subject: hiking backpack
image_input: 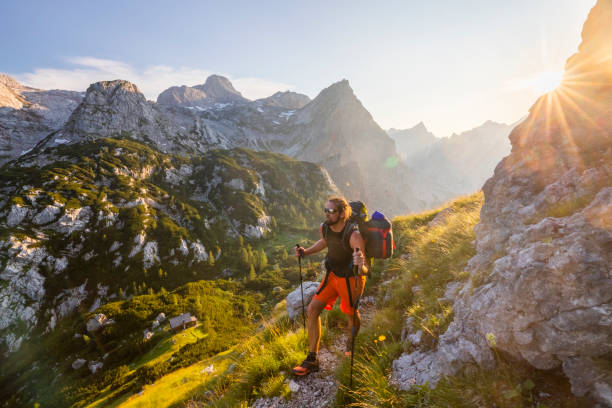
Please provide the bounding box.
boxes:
[322,201,395,259]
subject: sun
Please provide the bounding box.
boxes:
[530,71,564,94]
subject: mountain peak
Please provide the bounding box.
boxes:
[0,73,23,89]
[324,79,353,95]
[255,90,311,109]
[84,80,145,103]
[194,74,247,102]
[410,121,428,132]
[308,79,357,108]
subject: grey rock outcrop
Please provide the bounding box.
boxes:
[194,74,247,103]
[255,91,311,109]
[72,358,86,370]
[86,313,114,333]
[0,74,82,165]
[25,79,226,159]
[157,85,208,107]
[286,281,319,320]
[88,360,103,374]
[392,1,612,405]
[157,74,248,107]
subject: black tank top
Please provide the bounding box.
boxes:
[325,222,354,277]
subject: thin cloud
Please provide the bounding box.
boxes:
[11,57,297,101]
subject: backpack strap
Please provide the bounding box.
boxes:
[321,222,329,241]
[341,222,358,253]
[316,260,332,295]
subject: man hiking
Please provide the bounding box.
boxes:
[292,196,368,376]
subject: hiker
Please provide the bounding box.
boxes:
[292,196,368,376]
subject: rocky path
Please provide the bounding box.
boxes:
[252,297,376,408]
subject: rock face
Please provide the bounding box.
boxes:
[255,91,311,109]
[28,79,228,157]
[48,80,179,149]
[285,80,419,214]
[157,74,248,107]
[194,74,247,103]
[0,74,83,165]
[156,85,208,107]
[392,1,612,405]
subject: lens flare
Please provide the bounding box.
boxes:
[530,71,563,94]
[385,156,399,168]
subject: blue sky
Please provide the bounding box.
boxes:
[0,0,595,137]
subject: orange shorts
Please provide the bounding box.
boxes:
[312,271,366,315]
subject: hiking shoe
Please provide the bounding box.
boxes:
[292,358,320,376]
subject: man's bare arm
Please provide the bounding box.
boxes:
[294,225,327,257]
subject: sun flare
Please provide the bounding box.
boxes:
[530,71,564,94]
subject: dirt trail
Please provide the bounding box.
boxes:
[252,297,376,408]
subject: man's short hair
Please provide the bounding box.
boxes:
[328,196,352,219]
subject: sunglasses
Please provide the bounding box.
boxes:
[324,208,338,214]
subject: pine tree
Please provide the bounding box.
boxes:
[247,244,255,266]
[158,268,164,279]
[281,248,288,262]
[248,264,256,281]
[259,248,268,270]
[239,236,244,247]
[118,287,125,298]
[208,250,215,266]
[240,247,249,268]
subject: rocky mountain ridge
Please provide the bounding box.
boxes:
[0,74,83,165]
[391,120,514,205]
[388,121,437,161]
[0,137,337,355]
[157,74,249,107]
[13,75,420,215]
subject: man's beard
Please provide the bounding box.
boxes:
[325,218,342,226]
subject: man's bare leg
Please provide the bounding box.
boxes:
[346,310,361,353]
[307,299,326,353]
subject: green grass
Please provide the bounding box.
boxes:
[129,326,207,370]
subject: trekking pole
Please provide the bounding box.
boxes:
[350,248,363,389]
[295,244,307,331]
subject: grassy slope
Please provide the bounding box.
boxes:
[122,192,592,408]
[337,192,591,408]
[0,137,334,407]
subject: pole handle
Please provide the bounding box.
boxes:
[295,244,304,259]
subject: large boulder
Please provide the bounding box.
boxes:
[71,358,86,370]
[86,313,114,333]
[286,281,320,320]
[392,1,612,405]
